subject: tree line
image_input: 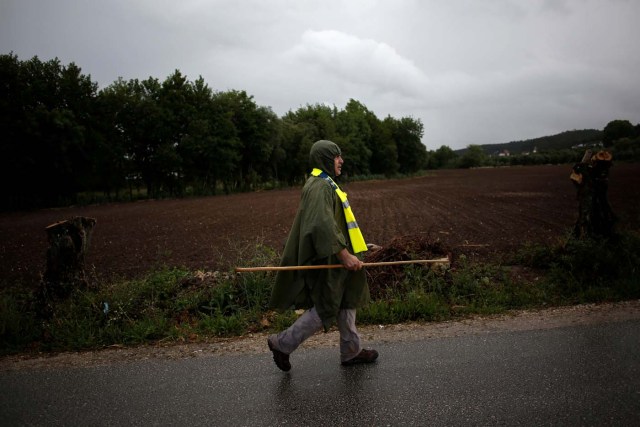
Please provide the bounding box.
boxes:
[452,119,640,170]
[1,53,638,211]
[0,53,427,210]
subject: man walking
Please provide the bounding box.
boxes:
[267,139,378,371]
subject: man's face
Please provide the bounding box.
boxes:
[334,155,344,177]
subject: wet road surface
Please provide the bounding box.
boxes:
[1,319,639,426]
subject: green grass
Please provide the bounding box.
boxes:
[1,232,639,356]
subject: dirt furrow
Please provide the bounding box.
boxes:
[1,164,638,286]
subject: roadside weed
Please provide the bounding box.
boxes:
[2,231,639,355]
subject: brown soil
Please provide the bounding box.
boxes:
[1,164,639,286]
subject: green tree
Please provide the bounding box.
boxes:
[280,104,339,182]
[369,117,399,176]
[275,117,312,185]
[603,119,635,146]
[387,116,426,174]
[428,145,458,169]
[459,145,488,168]
[0,54,98,209]
[123,77,164,197]
[179,78,232,195]
[0,53,29,209]
[335,99,373,176]
[153,70,195,196]
[283,103,338,142]
[217,90,279,191]
[93,79,132,200]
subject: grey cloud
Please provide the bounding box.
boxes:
[285,30,429,97]
[1,0,639,149]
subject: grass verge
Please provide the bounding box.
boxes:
[1,232,639,356]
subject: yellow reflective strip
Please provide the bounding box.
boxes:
[349,230,367,253]
[344,210,356,222]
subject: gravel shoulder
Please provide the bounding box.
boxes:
[2,300,639,372]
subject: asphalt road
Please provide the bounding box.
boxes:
[1,319,639,426]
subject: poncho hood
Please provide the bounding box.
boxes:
[309,140,341,179]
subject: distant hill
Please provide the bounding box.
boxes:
[455,129,603,155]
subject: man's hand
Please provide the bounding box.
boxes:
[337,248,363,271]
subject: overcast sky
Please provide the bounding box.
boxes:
[2,0,638,150]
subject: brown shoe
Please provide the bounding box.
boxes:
[268,337,291,372]
[341,348,379,366]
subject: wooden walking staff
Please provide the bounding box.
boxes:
[235,257,450,273]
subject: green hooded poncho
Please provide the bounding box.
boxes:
[269,140,369,330]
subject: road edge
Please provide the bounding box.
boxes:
[2,300,639,372]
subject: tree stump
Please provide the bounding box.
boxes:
[570,150,615,238]
[41,216,97,300]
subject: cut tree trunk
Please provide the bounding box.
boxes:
[40,216,97,300]
[570,150,615,238]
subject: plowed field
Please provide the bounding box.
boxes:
[2,164,639,287]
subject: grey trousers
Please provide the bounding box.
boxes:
[269,307,362,363]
